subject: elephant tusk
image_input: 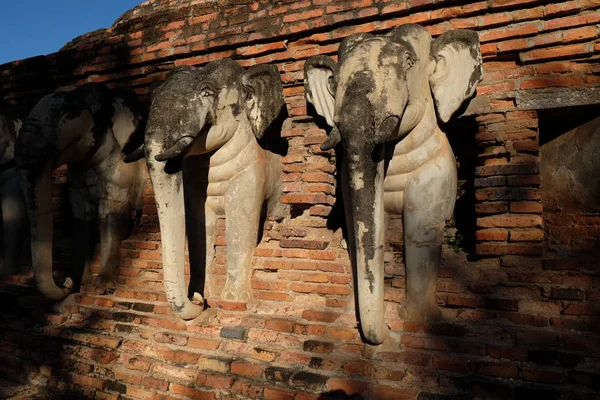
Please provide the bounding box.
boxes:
[320,126,341,151]
[155,136,195,162]
[63,277,74,291]
[123,145,145,163]
[191,292,205,307]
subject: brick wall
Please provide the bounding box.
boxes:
[1,1,599,399]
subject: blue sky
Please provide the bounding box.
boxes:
[0,1,143,65]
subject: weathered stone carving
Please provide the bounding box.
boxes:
[139,59,287,320]
[0,101,27,275]
[15,83,146,300]
[305,24,483,344]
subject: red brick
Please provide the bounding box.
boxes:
[370,386,418,400]
[511,6,545,22]
[497,38,529,53]
[511,139,540,153]
[476,202,509,215]
[510,201,543,213]
[258,291,293,302]
[432,355,470,372]
[476,228,509,241]
[545,1,581,17]
[265,319,295,333]
[487,344,527,361]
[477,242,543,256]
[476,187,541,202]
[480,22,540,43]
[475,362,519,378]
[161,20,185,31]
[523,366,565,383]
[187,337,221,350]
[71,374,105,390]
[520,75,585,90]
[478,214,542,228]
[545,12,600,31]
[114,369,142,385]
[562,303,600,316]
[198,373,234,390]
[479,13,512,28]
[264,388,295,400]
[520,43,594,63]
[450,17,479,30]
[283,9,323,23]
[509,228,544,242]
[447,294,485,308]
[401,335,447,351]
[489,0,543,9]
[302,310,340,322]
[163,350,199,365]
[231,361,263,377]
[126,387,155,399]
[477,81,517,95]
[231,378,264,398]
[170,384,216,400]
[143,376,169,391]
[562,334,599,352]
[476,163,539,177]
[120,355,152,372]
[516,330,559,346]
[251,348,277,362]
[480,43,498,56]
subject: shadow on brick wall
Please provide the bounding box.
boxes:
[446,115,479,256]
[319,392,365,399]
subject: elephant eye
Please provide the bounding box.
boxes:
[201,88,214,98]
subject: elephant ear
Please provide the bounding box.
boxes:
[241,65,285,139]
[304,55,337,127]
[111,87,145,155]
[430,30,483,123]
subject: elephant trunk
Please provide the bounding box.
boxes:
[345,143,388,345]
[155,136,195,162]
[21,162,72,300]
[147,153,203,320]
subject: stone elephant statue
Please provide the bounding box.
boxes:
[0,101,27,275]
[15,83,147,300]
[133,59,287,320]
[304,24,483,344]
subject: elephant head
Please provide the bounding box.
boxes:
[305,24,482,344]
[15,83,145,300]
[143,59,285,320]
[0,100,23,171]
[0,101,27,276]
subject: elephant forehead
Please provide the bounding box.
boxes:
[27,94,65,125]
[337,39,409,117]
[218,87,239,107]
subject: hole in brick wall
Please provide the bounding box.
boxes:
[538,106,600,257]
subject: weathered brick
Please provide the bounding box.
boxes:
[478,214,543,228]
[476,228,509,241]
[170,384,217,400]
[231,361,264,377]
[510,201,543,213]
[477,242,543,256]
[509,228,544,242]
[303,340,335,354]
